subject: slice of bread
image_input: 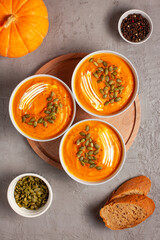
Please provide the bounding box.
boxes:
[108,176,151,203]
[100,194,155,230]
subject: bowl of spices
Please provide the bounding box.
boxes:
[7,173,53,217]
[118,9,153,44]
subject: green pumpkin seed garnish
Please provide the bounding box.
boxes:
[80,160,85,166]
[38,117,44,123]
[47,97,52,101]
[76,139,81,145]
[47,105,53,110]
[104,86,108,92]
[81,138,85,143]
[99,89,104,95]
[100,75,104,81]
[43,121,47,127]
[97,59,103,63]
[89,138,92,142]
[83,159,89,163]
[104,101,109,106]
[88,150,93,155]
[98,67,104,72]
[90,142,94,147]
[116,78,122,83]
[89,58,94,62]
[119,89,122,94]
[94,61,98,66]
[47,119,54,123]
[103,61,107,67]
[85,140,90,146]
[50,91,54,97]
[85,152,88,157]
[55,107,59,114]
[93,72,99,79]
[77,150,83,157]
[113,71,117,76]
[113,66,118,70]
[24,114,30,118]
[118,86,124,90]
[110,85,115,91]
[110,99,115,103]
[88,156,93,160]
[114,92,118,98]
[53,98,59,102]
[108,66,113,72]
[97,80,102,83]
[47,102,52,107]
[87,147,93,150]
[22,116,26,122]
[111,74,115,79]
[79,156,84,161]
[93,149,99,155]
[102,94,107,99]
[33,121,37,127]
[115,97,121,102]
[44,110,50,114]
[30,117,35,122]
[94,143,100,149]
[109,80,114,85]
[89,160,95,164]
[86,133,90,139]
[79,131,86,136]
[85,125,90,132]
[105,75,109,82]
[96,166,103,170]
[52,115,56,120]
[28,122,33,125]
[90,164,96,168]
[104,68,108,75]
[59,103,63,108]
[79,146,85,151]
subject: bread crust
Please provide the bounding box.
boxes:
[100,194,155,230]
[108,176,151,202]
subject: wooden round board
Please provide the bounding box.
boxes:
[27,53,141,170]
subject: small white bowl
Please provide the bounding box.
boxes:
[71,50,139,118]
[9,74,76,142]
[118,9,153,44]
[59,119,126,185]
[7,173,53,218]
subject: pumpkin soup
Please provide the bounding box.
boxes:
[11,76,74,140]
[73,53,135,115]
[61,120,123,182]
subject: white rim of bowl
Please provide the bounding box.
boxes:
[7,173,53,218]
[9,74,76,142]
[118,9,153,44]
[71,50,139,118]
[59,119,126,185]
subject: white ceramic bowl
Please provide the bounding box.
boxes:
[9,74,76,142]
[118,9,153,44]
[71,50,139,118]
[59,119,126,185]
[7,173,53,217]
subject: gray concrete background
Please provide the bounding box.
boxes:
[0,0,160,239]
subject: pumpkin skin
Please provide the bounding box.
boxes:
[0,0,49,58]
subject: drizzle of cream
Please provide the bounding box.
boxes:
[19,82,57,113]
[98,128,114,167]
[81,71,104,111]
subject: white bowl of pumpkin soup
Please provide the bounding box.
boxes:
[9,74,76,141]
[72,50,139,117]
[59,119,126,185]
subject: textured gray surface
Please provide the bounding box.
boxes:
[0,0,160,239]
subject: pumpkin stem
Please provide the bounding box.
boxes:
[4,15,16,28]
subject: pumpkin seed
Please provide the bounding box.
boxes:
[85,140,90,146]
[79,156,84,161]
[44,110,50,114]
[30,117,35,122]
[79,131,86,136]
[98,67,104,72]
[114,87,118,91]
[102,94,107,99]
[111,74,115,79]
[97,59,103,63]
[89,160,95,164]
[93,149,99,155]
[114,92,118,98]
[99,89,104,95]
[79,146,85,151]
[25,114,30,118]
[89,58,94,62]
[108,66,113,72]
[110,84,115,91]
[55,107,59,113]
[43,121,47,127]
[100,75,104,81]
[88,156,93,160]
[115,97,121,102]
[116,78,122,83]
[94,61,98,66]
[105,82,110,87]
[94,143,100,149]
[110,99,114,103]
[77,150,83,156]
[53,103,59,107]
[90,164,96,168]
[87,147,93,150]
[113,66,118,70]
[38,117,43,123]
[103,61,107,67]
[80,160,85,166]
[109,94,114,98]
[104,68,108,75]
[53,98,59,102]
[109,80,114,85]
[105,75,109,82]
[47,105,53,110]
[50,91,54,97]
[104,86,108,92]
[52,115,56,120]
[119,89,122,94]
[118,86,124,90]
[89,138,92,142]
[76,139,81,145]
[93,72,99,79]
[93,157,97,160]
[28,122,33,125]
[86,133,90,139]
[113,71,117,76]
[81,138,85,143]
[33,121,37,127]
[83,159,88,163]
[85,125,90,132]
[85,152,88,157]
[47,97,52,101]
[22,116,26,122]
[88,151,93,155]
[96,166,103,170]
[47,119,54,123]
[90,142,94,147]
[104,101,109,106]
[97,80,102,83]
[59,102,63,108]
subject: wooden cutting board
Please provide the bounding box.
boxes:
[27,53,141,170]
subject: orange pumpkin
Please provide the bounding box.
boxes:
[0,0,49,58]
